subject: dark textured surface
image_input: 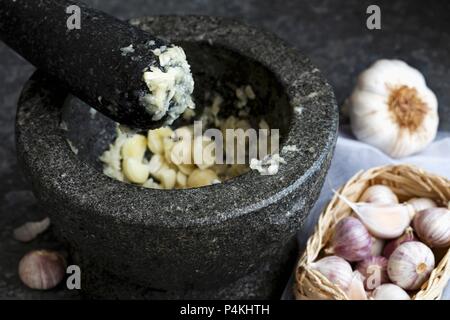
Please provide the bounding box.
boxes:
[1,0,450,299]
[0,0,171,129]
[15,15,337,299]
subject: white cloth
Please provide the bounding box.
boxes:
[282,128,450,299]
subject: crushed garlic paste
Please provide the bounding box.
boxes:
[141,46,195,124]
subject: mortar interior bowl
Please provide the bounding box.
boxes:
[16,16,338,299]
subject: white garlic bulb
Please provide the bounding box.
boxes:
[372,284,410,300]
[311,256,354,292]
[348,59,439,158]
[413,208,450,248]
[387,241,435,290]
[407,197,437,213]
[359,185,398,205]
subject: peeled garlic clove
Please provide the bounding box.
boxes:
[310,256,353,292]
[155,167,177,189]
[121,134,147,159]
[407,197,437,212]
[346,271,367,300]
[383,227,417,258]
[336,192,414,239]
[148,154,165,175]
[371,237,385,256]
[356,256,389,290]
[177,163,196,176]
[147,129,164,155]
[176,171,187,188]
[193,136,216,170]
[13,217,50,242]
[19,250,66,290]
[387,241,435,290]
[122,158,150,184]
[187,169,219,188]
[326,217,372,262]
[170,140,192,166]
[372,284,410,300]
[359,185,399,205]
[413,208,450,248]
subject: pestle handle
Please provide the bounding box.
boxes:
[0,0,175,129]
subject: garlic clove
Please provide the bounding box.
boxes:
[359,185,399,205]
[372,284,410,300]
[356,256,389,290]
[335,192,414,239]
[176,171,187,188]
[121,134,147,160]
[326,217,372,262]
[177,163,196,176]
[148,154,165,175]
[170,139,192,166]
[18,250,66,290]
[154,167,177,189]
[310,256,353,293]
[13,217,51,242]
[346,271,367,300]
[147,129,164,155]
[413,208,450,248]
[387,241,435,290]
[122,158,150,184]
[187,169,219,188]
[407,197,437,213]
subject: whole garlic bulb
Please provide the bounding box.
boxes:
[372,284,410,300]
[413,208,450,248]
[356,256,389,290]
[348,59,439,158]
[18,250,66,290]
[383,227,417,258]
[407,197,437,213]
[311,256,353,292]
[326,217,372,262]
[387,241,435,290]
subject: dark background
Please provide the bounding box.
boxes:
[1,0,449,299]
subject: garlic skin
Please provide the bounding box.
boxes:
[349,59,439,158]
[407,197,437,213]
[359,185,398,205]
[387,241,435,290]
[13,217,50,242]
[372,284,410,300]
[413,208,450,248]
[311,256,353,292]
[356,256,389,290]
[335,192,414,239]
[18,250,66,290]
[383,227,417,258]
[326,217,372,262]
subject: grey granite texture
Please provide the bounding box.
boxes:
[15,15,337,299]
[1,0,450,299]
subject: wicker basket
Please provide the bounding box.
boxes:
[295,164,450,300]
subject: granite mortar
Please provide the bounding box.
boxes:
[15,16,338,299]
